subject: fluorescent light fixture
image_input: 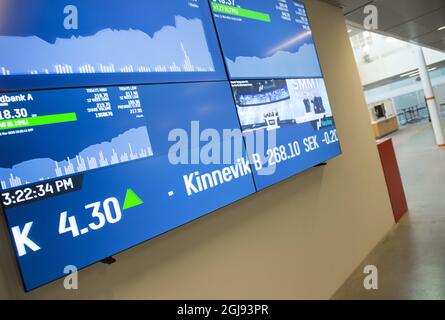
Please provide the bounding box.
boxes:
[401,67,438,78]
[400,70,419,77]
[438,26,445,31]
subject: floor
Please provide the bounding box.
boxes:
[333,121,445,300]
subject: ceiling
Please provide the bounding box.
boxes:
[363,59,445,91]
[323,0,445,52]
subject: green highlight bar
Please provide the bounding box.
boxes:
[211,2,271,22]
[0,112,77,131]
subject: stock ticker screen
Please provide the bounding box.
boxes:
[0,0,341,291]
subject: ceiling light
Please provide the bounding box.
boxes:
[401,67,437,78]
[400,70,419,77]
[347,29,352,33]
[438,26,445,31]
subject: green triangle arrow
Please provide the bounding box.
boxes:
[123,188,144,210]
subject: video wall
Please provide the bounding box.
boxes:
[0,0,341,291]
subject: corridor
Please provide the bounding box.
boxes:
[334,122,445,299]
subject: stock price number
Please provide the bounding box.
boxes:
[0,108,28,120]
[212,0,236,6]
[129,108,143,115]
[59,197,123,238]
[251,141,302,170]
[251,135,324,170]
[6,195,124,258]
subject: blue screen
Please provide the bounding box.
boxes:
[0,0,227,90]
[231,79,341,190]
[1,82,257,291]
[210,0,342,189]
[209,0,322,79]
[0,0,341,291]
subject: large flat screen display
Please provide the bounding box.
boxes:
[0,0,341,291]
[1,82,256,291]
[0,0,227,90]
[210,0,341,189]
[209,0,321,79]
